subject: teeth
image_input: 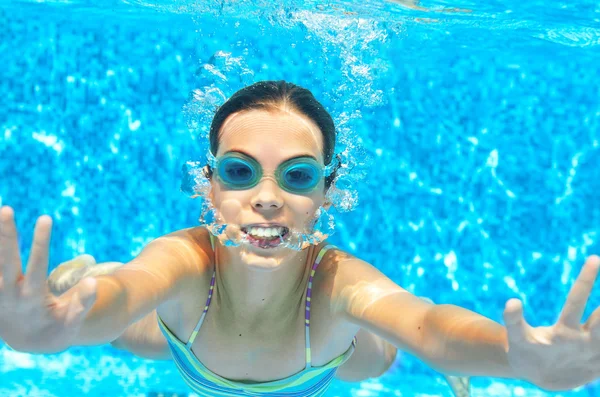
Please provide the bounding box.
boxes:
[266,228,278,237]
[247,226,285,239]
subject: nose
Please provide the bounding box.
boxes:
[250,178,283,211]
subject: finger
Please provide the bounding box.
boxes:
[25,215,53,289]
[0,206,23,288]
[503,299,528,345]
[64,277,97,327]
[558,256,600,328]
[583,306,600,340]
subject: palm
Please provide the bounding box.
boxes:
[0,206,96,353]
[503,255,600,391]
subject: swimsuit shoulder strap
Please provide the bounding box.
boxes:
[209,232,215,250]
[185,232,217,348]
[304,243,337,369]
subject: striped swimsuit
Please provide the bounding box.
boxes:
[157,242,357,396]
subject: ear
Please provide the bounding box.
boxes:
[203,165,216,203]
[202,165,212,180]
[323,181,335,210]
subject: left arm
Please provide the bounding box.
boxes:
[331,253,600,391]
[330,254,517,378]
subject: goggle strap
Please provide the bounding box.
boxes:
[206,151,218,169]
[323,154,341,177]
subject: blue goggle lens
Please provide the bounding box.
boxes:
[218,156,261,188]
[280,163,320,192]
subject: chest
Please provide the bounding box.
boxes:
[159,273,354,382]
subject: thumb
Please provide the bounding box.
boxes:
[584,306,600,340]
[64,277,97,326]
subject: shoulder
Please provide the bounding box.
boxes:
[153,226,214,272]
[159,226,212,251]
[315,246,410,318]
[163,226,215,285]
[129,226,214,301]
[315,245,396,290]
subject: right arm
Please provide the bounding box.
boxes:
[0,205,210,354]
[48,256,172,359]
[65,230,211,346]
[110,310,171,360]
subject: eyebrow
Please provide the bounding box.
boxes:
[223,149,319,164]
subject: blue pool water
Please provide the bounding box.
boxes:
[1,0,599,396]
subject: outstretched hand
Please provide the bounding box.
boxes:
[503,255,600,391]
[0,206,97,353]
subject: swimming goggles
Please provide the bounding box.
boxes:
[206,151,340,194]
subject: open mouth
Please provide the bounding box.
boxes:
[241,225,290,249]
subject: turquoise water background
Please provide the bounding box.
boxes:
[0,0,599,395]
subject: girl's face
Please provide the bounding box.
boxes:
[209,108,328,267]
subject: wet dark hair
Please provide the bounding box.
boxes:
[207,81,339,188]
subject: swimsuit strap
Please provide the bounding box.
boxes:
[305,244,337,369]
[209,232,215,250]
[185,233,217,348]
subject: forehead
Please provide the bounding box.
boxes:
[216,109,325,164]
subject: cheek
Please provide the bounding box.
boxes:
[218,199,244,221]
[211,185,246,221]
[291,194,325,218]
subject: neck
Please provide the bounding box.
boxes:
[213,243,317,332]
